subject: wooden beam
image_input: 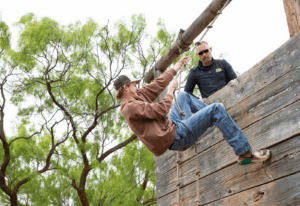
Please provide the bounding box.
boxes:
[157,134,300,205]
[283,0,300,38]
[143,0,232,83]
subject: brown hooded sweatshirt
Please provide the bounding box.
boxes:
[120,68,177,156]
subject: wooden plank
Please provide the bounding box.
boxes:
[156,97,300,199]
[144,0,231,83]
[156,134,300,206]
[205,173,300,206]
[155,55,300,183]
[154,31,300,177]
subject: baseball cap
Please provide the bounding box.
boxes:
[113,75,141,91]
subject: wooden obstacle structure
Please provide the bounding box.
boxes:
[154,31,300,205]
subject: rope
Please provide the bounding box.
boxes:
[194,143,201,205]
[187,0,232,57]
[176,29,191,54]
[176,151,181,206]
[172,1,231,205]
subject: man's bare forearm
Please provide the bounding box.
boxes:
[172,57,191,73]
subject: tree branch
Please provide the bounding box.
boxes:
[97,134,137,163]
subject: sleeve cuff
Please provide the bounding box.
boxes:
[165,93,173,100]
[170,68,177,76]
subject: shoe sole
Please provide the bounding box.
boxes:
[237,150,272,165]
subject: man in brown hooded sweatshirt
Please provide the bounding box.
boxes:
[114,56,271,164]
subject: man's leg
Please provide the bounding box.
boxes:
[184,103,271,163]
[169,93,270,163]
[184,103,251,155]
[169,92,208,151]
[170,92,207,122]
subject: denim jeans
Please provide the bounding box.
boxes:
[168,92,251,156]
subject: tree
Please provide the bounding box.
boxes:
[0,18,59,206]
[1,14,175,205]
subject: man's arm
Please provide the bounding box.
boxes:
[127,80,178,120]
[184,68,198,99]
[223,60,237,83]
[140,69,176,102]
[127,95,173,120]
[140,57,190,101]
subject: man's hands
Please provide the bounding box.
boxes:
[229,79,238,87]
[173,56,191,73]
[167,79,178,96]
[199,98,206,102]
[166,56,191,96]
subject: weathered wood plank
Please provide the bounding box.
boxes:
[154,31,300,177]
[144,0,231,83]
[283,0,300,38]
[205,173,300,206]
[156,134,300,206]
[155,56,300,183]
[156,97,300,199]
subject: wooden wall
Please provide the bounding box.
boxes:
[154,32,300,205]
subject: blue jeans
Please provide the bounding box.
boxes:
[169,92,251,156]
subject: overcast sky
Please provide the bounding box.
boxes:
[1,0,290,136]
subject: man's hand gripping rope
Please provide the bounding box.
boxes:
[167,56,191,120]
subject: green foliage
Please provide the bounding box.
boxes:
[0,18,11,52]
[1,13,176,205]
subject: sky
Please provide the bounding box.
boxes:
[1,0,290,137]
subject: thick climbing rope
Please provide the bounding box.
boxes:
[173,1,231,205]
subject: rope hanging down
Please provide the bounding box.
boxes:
[173,1,231,205]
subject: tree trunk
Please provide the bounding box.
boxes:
[77,188,90,206]
[10,194,18,206]
[143,0,232,83]
[152,70,170,117]
[283,0,300,38]
[71,165,92,206]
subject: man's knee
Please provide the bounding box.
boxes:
[213,103,226,113]
[178,91,189,97]
[177,91,190,100]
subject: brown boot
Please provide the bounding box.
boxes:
[237,149,271,165]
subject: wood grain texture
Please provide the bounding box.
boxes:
[156,135,300,206]
[154,29,300,205]
[156,98,300,199]
[155,32,300,179]
[144,0,231,83]
[205,172,300,206]
[283,0,300,38]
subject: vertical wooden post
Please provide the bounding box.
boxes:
[283,0,300,38]
[152,70,170,118]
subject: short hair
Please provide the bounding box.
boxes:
[196,41,210,50]
[115,82,131,100]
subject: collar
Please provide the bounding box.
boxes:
[197,57,214,70]
[121,92,142,105]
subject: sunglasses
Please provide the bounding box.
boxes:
[197,49,209,55]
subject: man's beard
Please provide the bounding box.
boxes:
[201,56,212,63]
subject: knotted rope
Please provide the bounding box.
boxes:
[176,29,191,54]
[172,1,231,205]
